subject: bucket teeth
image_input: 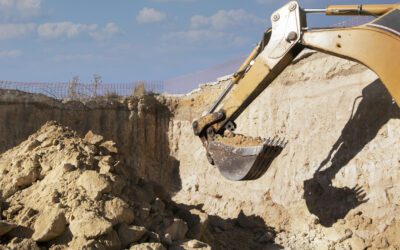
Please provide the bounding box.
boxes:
[242,136,287,180]
[265,137,287,147]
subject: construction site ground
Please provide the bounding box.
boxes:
[0,51,399,249]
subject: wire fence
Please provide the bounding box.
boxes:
[0,16,377,98]
[0,80,164,99]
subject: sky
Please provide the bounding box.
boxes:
[0,0,396,83]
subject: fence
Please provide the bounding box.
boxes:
[0,80,164,99]
[0,16,377,98]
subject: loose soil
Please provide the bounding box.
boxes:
[213,131,264,147]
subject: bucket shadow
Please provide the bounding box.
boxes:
[304,79,400,227]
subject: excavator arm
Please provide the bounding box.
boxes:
[193,1,400,181]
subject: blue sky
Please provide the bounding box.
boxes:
[0,0,396,83]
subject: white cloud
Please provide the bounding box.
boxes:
[191,9,266,30]
[0,0,43,21]
[136,7,166,24]
[161,9,262,50]
[38,22,98,39]
[0,49,22,58]
[0,0,41,11]
[0,23,36,40]
[162,29,249,47]
[38,22,123,41]
[90,23,122,41]
[52,54,102,62]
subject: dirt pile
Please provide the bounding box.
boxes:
[0,122,282,249]
[0,122,213,249]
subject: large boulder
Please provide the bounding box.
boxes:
[69,210,113,239]
[105,197,135,225]
[32,209,66,242]
[118,224,147,248]
[77,170,111,200]
[84,130,104,145]
[165,219,188,241]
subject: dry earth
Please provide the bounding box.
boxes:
[0,51,399,249]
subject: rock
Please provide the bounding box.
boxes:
[147,231,161,242]
[83,144,98,156]
[165,219,188,241]
[0,221,16,236]
[187,209,208,239]
[162,233,173,245]
[137,202,151,222]
[14,164,39,188]
[169,240,211,250]
[4,204,23,218]
[40,139,53,148]
[32,209,66,242]
[255,231,274,243]
[118,224,147,248]
[98,156,114,174]
[84,130,104,145]
[77,170,111,200]
[69,211,113,238]
[348,235,368,250]
[108,174,126,195]
[69,237,107,250]
[7,237,41,250]
[62,163,75,172]
[325,228,343,242]
[98,229,121,250]
[105,197,135,225]
[187,239,211,249]
[337,229,353,243]
[151,198,165,213]
[374,236,389,249]
[129,242,166,250]
[19,207,37,224]
[100,141,118,154]
[24,139,41,151]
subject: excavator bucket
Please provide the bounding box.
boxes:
[207,137,287,181]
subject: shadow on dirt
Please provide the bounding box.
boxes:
[172,203,283,250]
[304,79,400,227]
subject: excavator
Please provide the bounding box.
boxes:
[192,1,400,181]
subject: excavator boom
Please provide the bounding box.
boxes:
[193,1,400,181]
